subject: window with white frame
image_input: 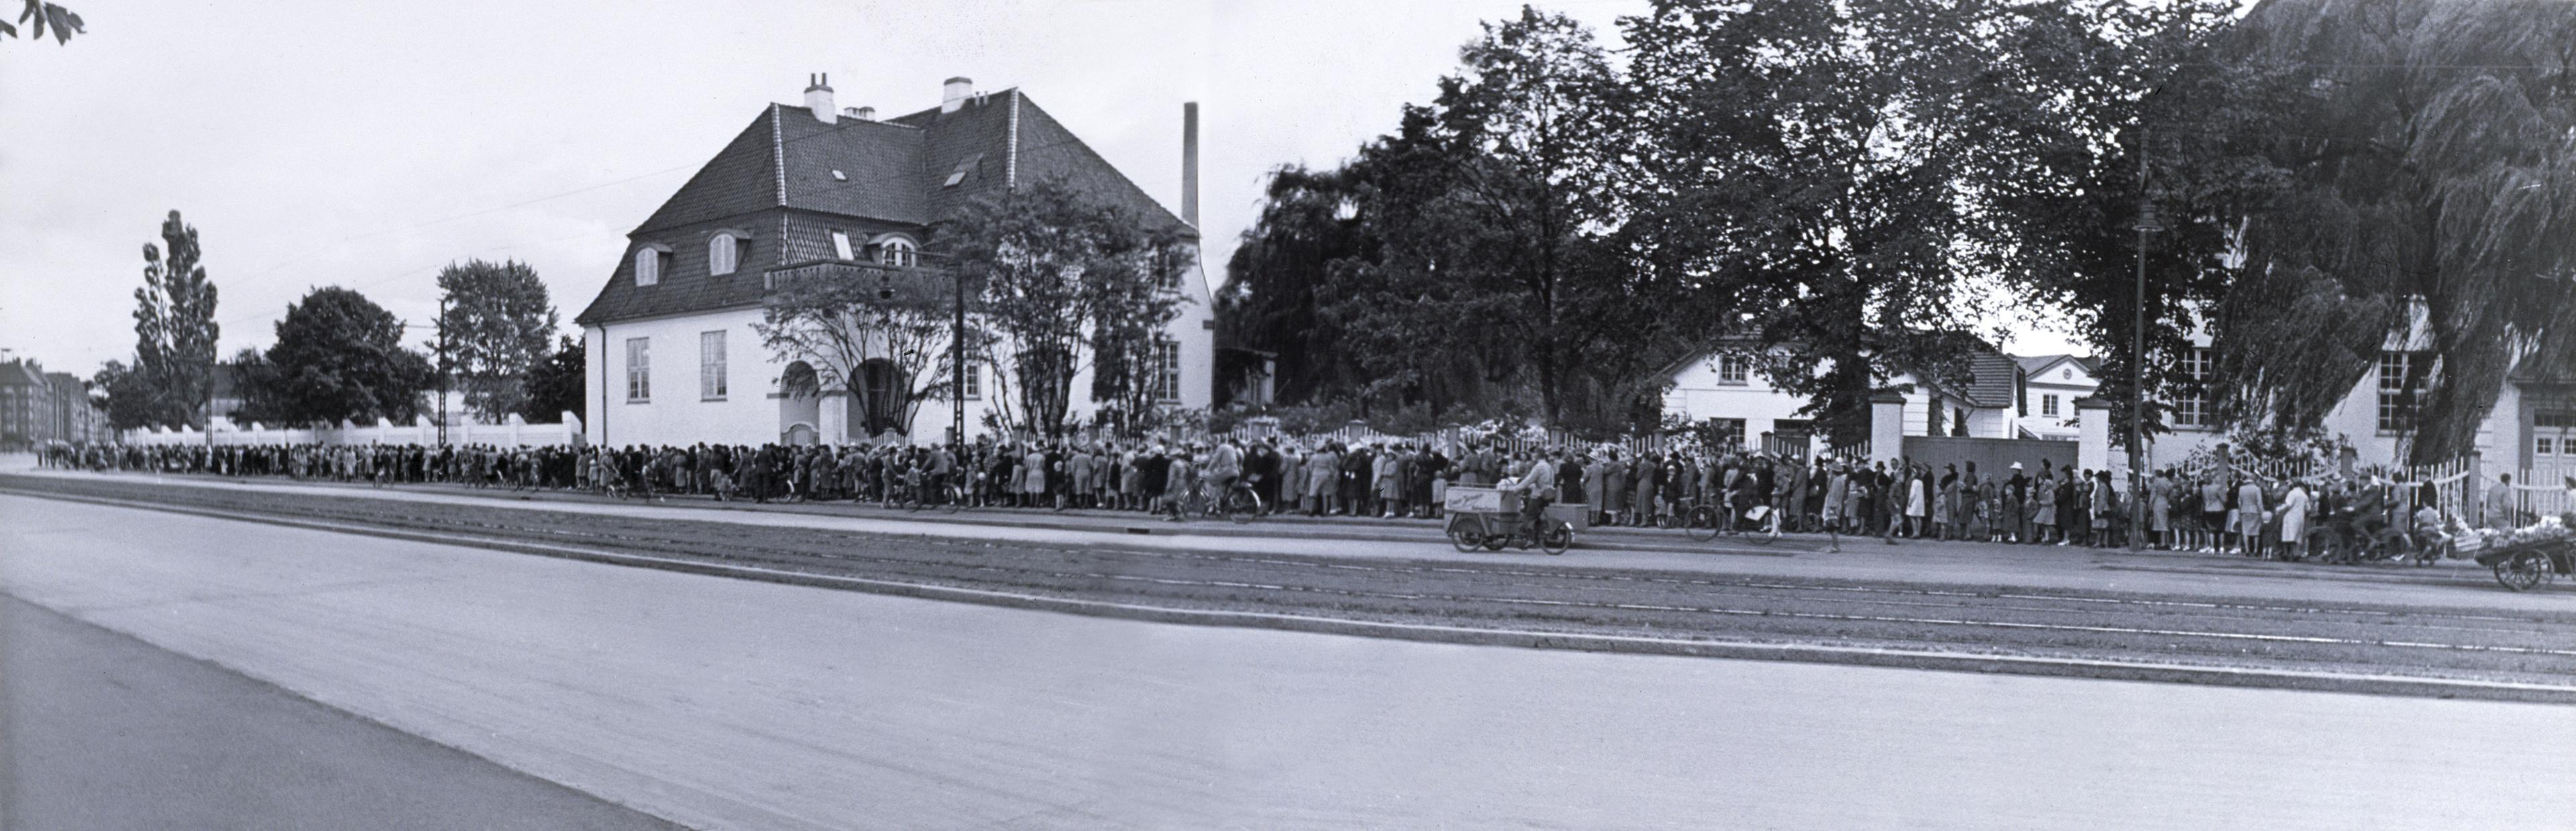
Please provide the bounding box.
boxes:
[1707,418,1746,449]
[708,233,738,276]
[831,231,854,262]
[624,337,651,402]
[875,237,917,268]
[1715,353,1751,386]
[633,247,661,286]
[2041,394,2059,417]
[961,361,981,400]
[2173,347,2214,428]
[1152,340,1182,402]
[698,331,727,400]
[2377,351,2426,433]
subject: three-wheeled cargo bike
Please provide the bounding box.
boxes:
[1442,486,1582,555]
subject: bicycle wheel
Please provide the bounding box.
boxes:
[1446,516,1483,553]
[1684,505,1721,543]
[1540,522,1572,555]
[1225,489,1261,524]
[938,486,964,514]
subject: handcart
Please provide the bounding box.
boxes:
[2474,537,2575,592]
[1442,486,1577,555]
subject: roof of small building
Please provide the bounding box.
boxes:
[1927,351,2025,410]
[578,89,1189,327]
[2012,353,2099,378]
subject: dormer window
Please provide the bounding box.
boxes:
[943,152,984,188]
[708,233,739,276]
[634,246,664,286]
[875,237,917,268]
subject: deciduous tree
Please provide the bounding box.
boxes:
[755,266,964,439]
[255,286,433,427]
[519,335,586,423]
[935,176,1183,438]
[119,210,221,429]
[435,259,558,422]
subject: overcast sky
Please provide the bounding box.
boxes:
[0,0,2081,376]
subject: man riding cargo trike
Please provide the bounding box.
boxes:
[1444,457,1580,555]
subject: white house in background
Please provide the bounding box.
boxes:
[2015,353,2100,441]
[2135,302,2571,478]
[574,76,1215,448]
[1659,342,2029,451]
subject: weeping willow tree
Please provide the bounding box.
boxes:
[2208,0,2576,463]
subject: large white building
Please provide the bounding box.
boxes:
[576,77,1215,447]
[2142,317,2572,480]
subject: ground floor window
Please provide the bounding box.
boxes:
[624,337,650,402]
[1153,340,1182,402]
[699,331,727,400]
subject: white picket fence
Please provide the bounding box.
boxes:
[2500,467,2574,523]
[119,412,584,449]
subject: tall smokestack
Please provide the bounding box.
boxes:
[1181,101,1199,228]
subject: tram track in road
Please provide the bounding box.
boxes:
[7,474,2575,702]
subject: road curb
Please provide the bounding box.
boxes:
[11,486,2571,706]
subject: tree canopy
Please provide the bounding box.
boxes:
[109,210,223,429]
[1221,0,2571,457]
[435,259,559,422]
[242,286,434,427]
[934,176,1190,437]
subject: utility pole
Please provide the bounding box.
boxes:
[2130,129,2161,552]
[435,294,451,446]
[953,270,967,447]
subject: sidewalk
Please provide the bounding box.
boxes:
[2,461,2560,612]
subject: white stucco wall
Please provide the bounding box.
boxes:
[582,260,1218,447]
[585,307,782,448]
[1660,355,1820,450]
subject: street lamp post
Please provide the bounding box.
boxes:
[2130,133,2161,552]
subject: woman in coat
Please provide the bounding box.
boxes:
[1603,453,1631,526]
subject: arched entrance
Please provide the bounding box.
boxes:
[779,362,820,445]
[853,357,906,438]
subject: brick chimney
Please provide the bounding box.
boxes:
[941,76,973,113]
[805,74,835,124]
[1182,101,1199,228]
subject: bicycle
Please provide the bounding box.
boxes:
[1685,498,1780,545]
[893,473,966,514]
[1163,477,1261,524]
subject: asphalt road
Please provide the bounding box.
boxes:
[4,492,2571,830]
[5,472,2571,700]
[0,592,683,831]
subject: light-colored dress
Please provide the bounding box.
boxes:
[2279,486,2310,543]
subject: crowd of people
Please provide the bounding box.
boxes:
[38,437,2516,563]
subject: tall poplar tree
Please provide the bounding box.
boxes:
[128,209,221,428]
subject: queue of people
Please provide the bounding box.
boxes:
[36,437,2508,565]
